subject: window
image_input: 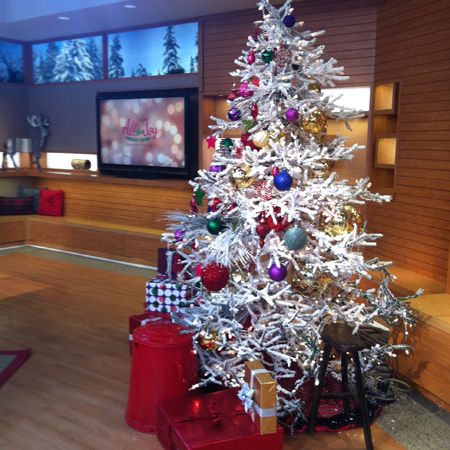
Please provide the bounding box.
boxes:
[0,40,24,83]
[32,36,103,84]
[108,22,198,79]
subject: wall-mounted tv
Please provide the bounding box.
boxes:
[96,88,198,179]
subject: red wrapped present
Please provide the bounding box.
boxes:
[128,312,170,355]
[158,248,184,279]
[157,388,283,450]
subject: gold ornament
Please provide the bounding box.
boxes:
[308,82,322,93]
[252,130,270,148]
[198,331,219,351]
[301,110,327,134]
[271,129,289,145]
[342,204,363,230]
[229,164,255,189]
[290,271,333,297]
[310,160,330,179]
[323,205,363,236]
[231,269,248,284]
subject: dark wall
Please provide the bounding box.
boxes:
[28,75,199,154]
[0,83,29,145]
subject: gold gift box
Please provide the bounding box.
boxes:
[244,360,277,435]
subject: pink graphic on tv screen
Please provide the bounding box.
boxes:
[100,97,185,168]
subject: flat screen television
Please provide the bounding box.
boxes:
[96,88,198,179]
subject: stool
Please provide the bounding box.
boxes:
[308,322,374,450]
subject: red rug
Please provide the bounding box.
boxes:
[0,349,32,388]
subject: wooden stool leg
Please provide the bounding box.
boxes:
[341,352,351,417]
[308,344,332,434]
[352,352,374,450]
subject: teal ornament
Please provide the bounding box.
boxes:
[220,138,234,150]
[207,218,224,235]
[262,50,274,63]
[284,227,307,251]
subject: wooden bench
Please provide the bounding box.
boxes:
[0,169,192,266]
[0,215,164,266]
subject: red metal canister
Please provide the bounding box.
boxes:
[125,322,198,433]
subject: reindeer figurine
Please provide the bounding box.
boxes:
[27,114,51,172]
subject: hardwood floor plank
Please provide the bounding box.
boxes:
[0,252,406,449]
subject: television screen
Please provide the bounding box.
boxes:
[96,89,198,179]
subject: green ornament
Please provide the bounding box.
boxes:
[242,119,257,135]
[262,50,274,63]
[207,218,224,235]
[220,138,234,150]
[195,188,205,206]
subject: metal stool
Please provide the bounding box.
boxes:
[308,322,374,450]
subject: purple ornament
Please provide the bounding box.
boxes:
[174,229,185,241]
[228,106,242,122]
[209,164,226,173]
[285,108,299,123]
[239,82,254,99]
[283,15,296,28]
[268,263,288,281]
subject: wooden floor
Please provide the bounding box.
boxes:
[0,252,405,450]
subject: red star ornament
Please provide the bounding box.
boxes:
[206,135,217,149]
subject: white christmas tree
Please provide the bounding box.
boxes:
[163,0,419,426]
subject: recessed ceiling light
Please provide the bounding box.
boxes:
[123,4,137,8]
[57,16,71,20]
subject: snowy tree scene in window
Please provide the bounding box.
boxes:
[107,22,198,79]
[0,40,24,83]
[32,36,103,84]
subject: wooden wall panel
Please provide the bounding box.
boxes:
[0,217,26,246]
[367,0,450,282]
[202,0,377,94]
[32,177,191,231]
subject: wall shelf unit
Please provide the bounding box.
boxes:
[370,81,400,193]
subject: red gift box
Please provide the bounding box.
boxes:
[157,388,284,450]
[158,248,184,279]
[128,312,170,355]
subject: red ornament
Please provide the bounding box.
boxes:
[206,135,217,149]
[251,103,259,121]
[255,181,272,201]
[228,202,238,212]
[250,76,260,87]
[239,82,253,99]
[265,207,290,232]
[227,85,239,102]
[190,198,198,213]
[256,224,270,239]
[272,167,280,176]
[252,27,261,40]
[201,263,230,291]
[194,263,204,277]
[208,198,222,212]
[247,49,255,65]
[241,133,259,151]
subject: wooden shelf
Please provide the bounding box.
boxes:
[0,169,191,190]
[373,82,399,115]
[375,134,397,168]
